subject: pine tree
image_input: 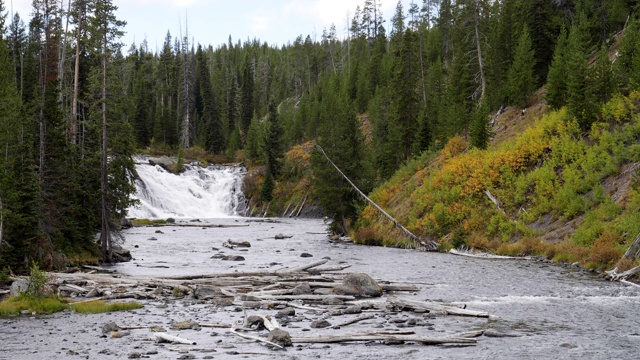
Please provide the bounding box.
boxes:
[311,76,370,235]
[590,44,616,105]
[565,12,596,130]
[262,101,285,178]
[196,45,225,154]
[470,99,492,149]
[545,26,568,110]
[506,26,537,107]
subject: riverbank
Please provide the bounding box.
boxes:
[2,218,639,359]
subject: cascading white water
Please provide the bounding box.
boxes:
[127,160,247,219]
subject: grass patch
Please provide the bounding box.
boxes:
[131,218,168,226]
[0,297,68,316]
[70,300,143,314]
[0,297,143,316]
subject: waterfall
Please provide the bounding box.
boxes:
[127,159,247,219]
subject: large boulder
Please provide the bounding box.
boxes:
[10,279,29,298]
[333,273,383,298]
[267,329,292,347]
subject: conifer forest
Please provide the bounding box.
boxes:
[1,0,640,273]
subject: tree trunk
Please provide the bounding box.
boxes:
[71,0,84,143]
[100,37,111,262]
[0,195,4,253]
[473,0,486,103]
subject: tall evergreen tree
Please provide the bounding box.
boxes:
[311,76,371,235]
[565,12,596,130]
[506,26,537,107]
[545,26,568,110]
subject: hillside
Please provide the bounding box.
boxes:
[353,92,640,273]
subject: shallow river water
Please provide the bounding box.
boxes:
[2,217,639,359]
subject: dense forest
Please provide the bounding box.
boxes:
[1,0,640,273]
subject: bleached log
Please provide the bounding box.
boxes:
[387,297,490,318]
[260,294,355,301]
[257,315,280,331]
[295,193,308,218]
[59,284,89,293]
[154,332,196,345]
[620,279,640,289]
[275,259,329,274]
[449,248,530,260]
[310,265,352,273]
[291,334,476,345]
[332,314,375,328]
[229,328,284,349]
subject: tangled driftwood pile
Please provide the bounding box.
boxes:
[48,258,493,350]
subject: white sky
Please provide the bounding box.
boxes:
[8,0,416,51]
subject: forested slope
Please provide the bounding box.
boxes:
[1,0,640,272]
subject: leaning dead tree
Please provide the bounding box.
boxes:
[606,232,640,288]
[315,143,439,251]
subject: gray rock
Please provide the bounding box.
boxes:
[333,273,382,297]
[194,286,223,300]
[342,305,362,314]
[170,320,201,330]
[101,321,120,334]
[222,255,245,261]
[241,301,262,309]
[322,297,344,306]
[275,307,296,319]
[246,315,266,329]
[177,355,196,360]
[313,288,333,296]
[300,253,313,258]
[310,319,332,329]
[10,279,29,297]
[128,352,142,359]
[291,283,312,295]
[238,294,261,301]
[267,329,292,347]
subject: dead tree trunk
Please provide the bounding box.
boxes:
[315,143,439,251]
[71,0,84,143]
[99,34,111,262]
[473,0,486,103]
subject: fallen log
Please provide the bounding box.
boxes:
[291,334,477,345]
[449,248,530,260]
[154,332,196,345]
[315,142,439,251]
[229,328,284,349]
[275,259,329,274]
[260,294,356,301]
[332,314,375,328]
[387,298,490,318]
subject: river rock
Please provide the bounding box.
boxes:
[333,273,382,298]
[300,253,313,258]
[222,255,245,261]
[275,234,292,239]
[223,240,251,248]
[10,279,29,297]
[291,283,312,295]
[193,286,223,300]
[267,329,292,347]
[311,319,332,329]
[101,321,120,334]
[128,352,142,359]
[275,307,296,319]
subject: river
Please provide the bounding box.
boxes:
[2,217,638,360]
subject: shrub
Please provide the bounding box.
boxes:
[588,231,623,266]
[22,262,51,300]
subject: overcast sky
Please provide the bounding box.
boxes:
[8,0,415,51]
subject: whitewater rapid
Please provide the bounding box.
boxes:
[127,159,247,219]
